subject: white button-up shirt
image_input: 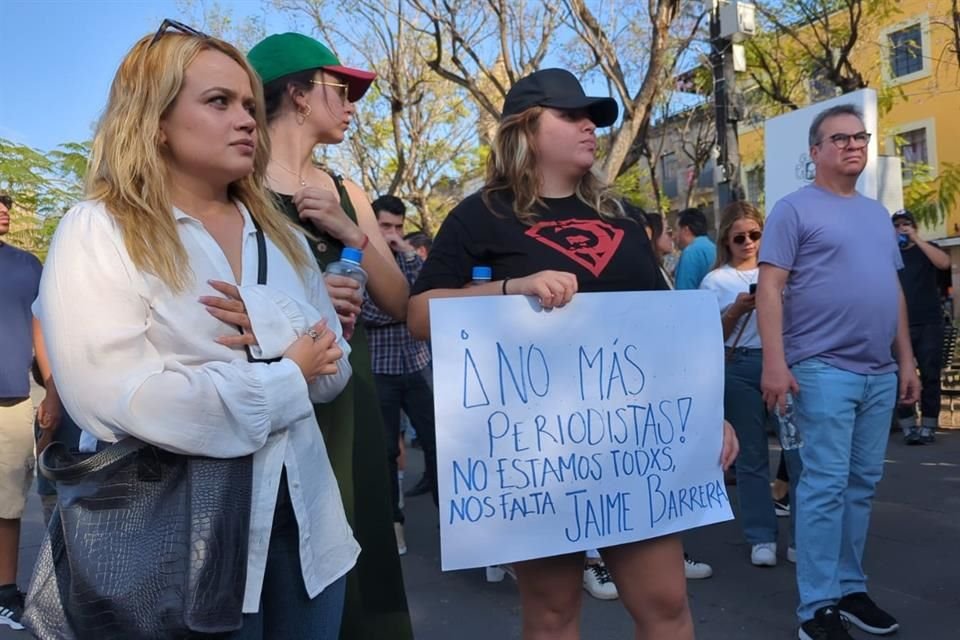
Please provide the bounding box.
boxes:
[34,199,360,613]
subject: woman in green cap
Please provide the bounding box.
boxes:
[247,33,414,640]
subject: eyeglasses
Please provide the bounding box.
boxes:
[816,132,872,150]
[731,230,762,245]
[310,80,351,103]
[149,19,209,47]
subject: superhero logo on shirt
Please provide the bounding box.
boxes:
[524,219,624,277]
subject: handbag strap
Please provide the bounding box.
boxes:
[253,217,267,286]
[39,438,149,482]
[244,219,279,364]
[729,309,753,351]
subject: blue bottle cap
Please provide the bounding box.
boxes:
[471,266,492,280]
[341,247,363,264]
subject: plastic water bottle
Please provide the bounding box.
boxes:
[470,266,492,286]
[777,393,803,450]
[325,247,368,339]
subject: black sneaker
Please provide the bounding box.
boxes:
[0,584,25,631]
[799,606,853,640]
[838,592,899,635]
[903,429,923,445]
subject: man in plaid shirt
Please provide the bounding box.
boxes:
[363,196,438,554]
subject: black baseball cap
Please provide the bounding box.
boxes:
[891,210,916,226]
[501,68,619,127]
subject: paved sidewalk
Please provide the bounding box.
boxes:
[6,433,960,639]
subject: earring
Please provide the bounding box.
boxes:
[296,104,312,125]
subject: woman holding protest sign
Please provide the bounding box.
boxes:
[408,68,738,640]
[700,202,798,568]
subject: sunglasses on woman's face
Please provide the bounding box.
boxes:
[731,230,762,245]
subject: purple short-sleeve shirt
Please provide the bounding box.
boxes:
[759,184,903,375]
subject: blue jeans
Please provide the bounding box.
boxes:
[725,349,778,544]
[204,476,347,639]
[790,358,897,622]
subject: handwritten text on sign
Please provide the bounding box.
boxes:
[429,290,733,571]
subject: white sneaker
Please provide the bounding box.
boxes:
[485,564,516,583]
[751,542,777,567]
[787,546,797,564]
[583,563,619,600]
[683,554,713,579]
[394,522,407,556]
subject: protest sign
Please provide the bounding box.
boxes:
[429,290,733,571]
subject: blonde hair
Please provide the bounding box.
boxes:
[714,201,765,269]
[482,107,624,225]
[86,32,311,291]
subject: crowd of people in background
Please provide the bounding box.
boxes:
[0,18,952,640]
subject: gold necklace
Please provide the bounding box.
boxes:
[272,159,307,187]
[731,264,757,287]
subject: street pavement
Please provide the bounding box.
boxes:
[6,432,960,639]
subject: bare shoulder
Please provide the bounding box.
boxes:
[342,179,371,205]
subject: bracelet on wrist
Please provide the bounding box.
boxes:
[502,278,510,295]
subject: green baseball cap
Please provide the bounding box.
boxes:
[248,33,376,103]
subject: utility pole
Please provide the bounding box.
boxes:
[710,0,754,217]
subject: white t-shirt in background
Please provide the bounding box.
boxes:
[700,264,761,349]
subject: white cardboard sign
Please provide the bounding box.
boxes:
[429,290,734,571]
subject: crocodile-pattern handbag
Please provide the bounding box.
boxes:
[24,440,252,639]
[23,224,276,639]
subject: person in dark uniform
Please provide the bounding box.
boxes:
[892,209,951,444]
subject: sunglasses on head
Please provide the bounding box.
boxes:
[149,18,209,48]
[732,230,762,245]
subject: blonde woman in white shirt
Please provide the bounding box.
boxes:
[32,22,357,639]
[700,202,786,568]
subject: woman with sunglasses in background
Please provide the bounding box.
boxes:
[247,33,414,640]
[701,202,795,568]
[28,23,356,638]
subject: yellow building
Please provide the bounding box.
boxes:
[738,0,960,235]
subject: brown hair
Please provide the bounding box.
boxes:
[481,107,623,225]
[713,201,764,269]
[86,32,311,292]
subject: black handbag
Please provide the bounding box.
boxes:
[23,224,275,639]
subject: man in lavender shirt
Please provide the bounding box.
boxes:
[756,105,920,640]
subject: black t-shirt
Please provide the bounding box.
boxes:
[411,192,666,294]
[898,243,945,325]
